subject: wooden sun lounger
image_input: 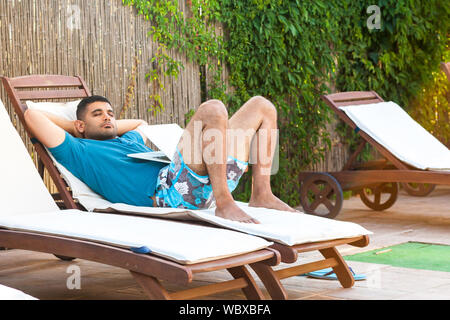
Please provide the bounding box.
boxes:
[298,90,450,218]
[249,235,369,299]
[1,75,88,210]
[0,229,279,300]
[1,74,370,299]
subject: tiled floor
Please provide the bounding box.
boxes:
[0,186,449,300]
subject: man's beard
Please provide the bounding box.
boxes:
[84,128,117,140]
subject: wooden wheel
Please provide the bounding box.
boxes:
[401,183,436,197]
[358,182,398,211]
[300,173,344,219]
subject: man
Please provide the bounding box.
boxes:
[25,95,296,224]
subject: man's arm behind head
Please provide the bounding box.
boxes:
[24,108,75,148]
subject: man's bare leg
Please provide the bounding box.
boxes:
[227,96,296,212]
[177,99,258,223]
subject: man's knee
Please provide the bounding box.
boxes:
[197,99,228,123]
[247,96,277,117]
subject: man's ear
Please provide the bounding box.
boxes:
[73,120,85,137]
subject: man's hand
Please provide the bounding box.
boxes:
[117,119,148,143]
[116,119,147,135]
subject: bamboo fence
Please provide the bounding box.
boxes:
[0,0,203,192]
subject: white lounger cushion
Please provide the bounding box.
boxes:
[340,101,450,171]
[187,203,372,246]
[0,284,37,300]
[77,201,372,246]
[0,209,271,264]
[26,100,81,121]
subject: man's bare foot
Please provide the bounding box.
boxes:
[215,201,260,224]
[249,192,298,212]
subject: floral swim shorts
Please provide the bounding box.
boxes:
[154,148,248,209]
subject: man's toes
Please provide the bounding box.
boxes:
[251,218,260,224]
[243,217,260,224]
[238,217,251,223]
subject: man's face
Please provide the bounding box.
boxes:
[77,101,118,140]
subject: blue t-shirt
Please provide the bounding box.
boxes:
[48,131,166,206]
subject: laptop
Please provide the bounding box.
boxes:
[127,151,171,164]
[127,123,184,164]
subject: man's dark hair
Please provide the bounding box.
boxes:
[76,95,111,120]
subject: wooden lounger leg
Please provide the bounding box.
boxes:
[130,271,172,300]
[227,265,266,300]
[319,247,354,288]
[249,263,288,300]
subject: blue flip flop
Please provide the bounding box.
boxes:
[302,267,366,281]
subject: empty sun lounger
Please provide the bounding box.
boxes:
[0,97,281,300]
[298,91,450,217]
[1,75,373,299]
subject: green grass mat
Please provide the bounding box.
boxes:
[344,242,450,272]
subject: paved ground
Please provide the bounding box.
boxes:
[0,186,449,300]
